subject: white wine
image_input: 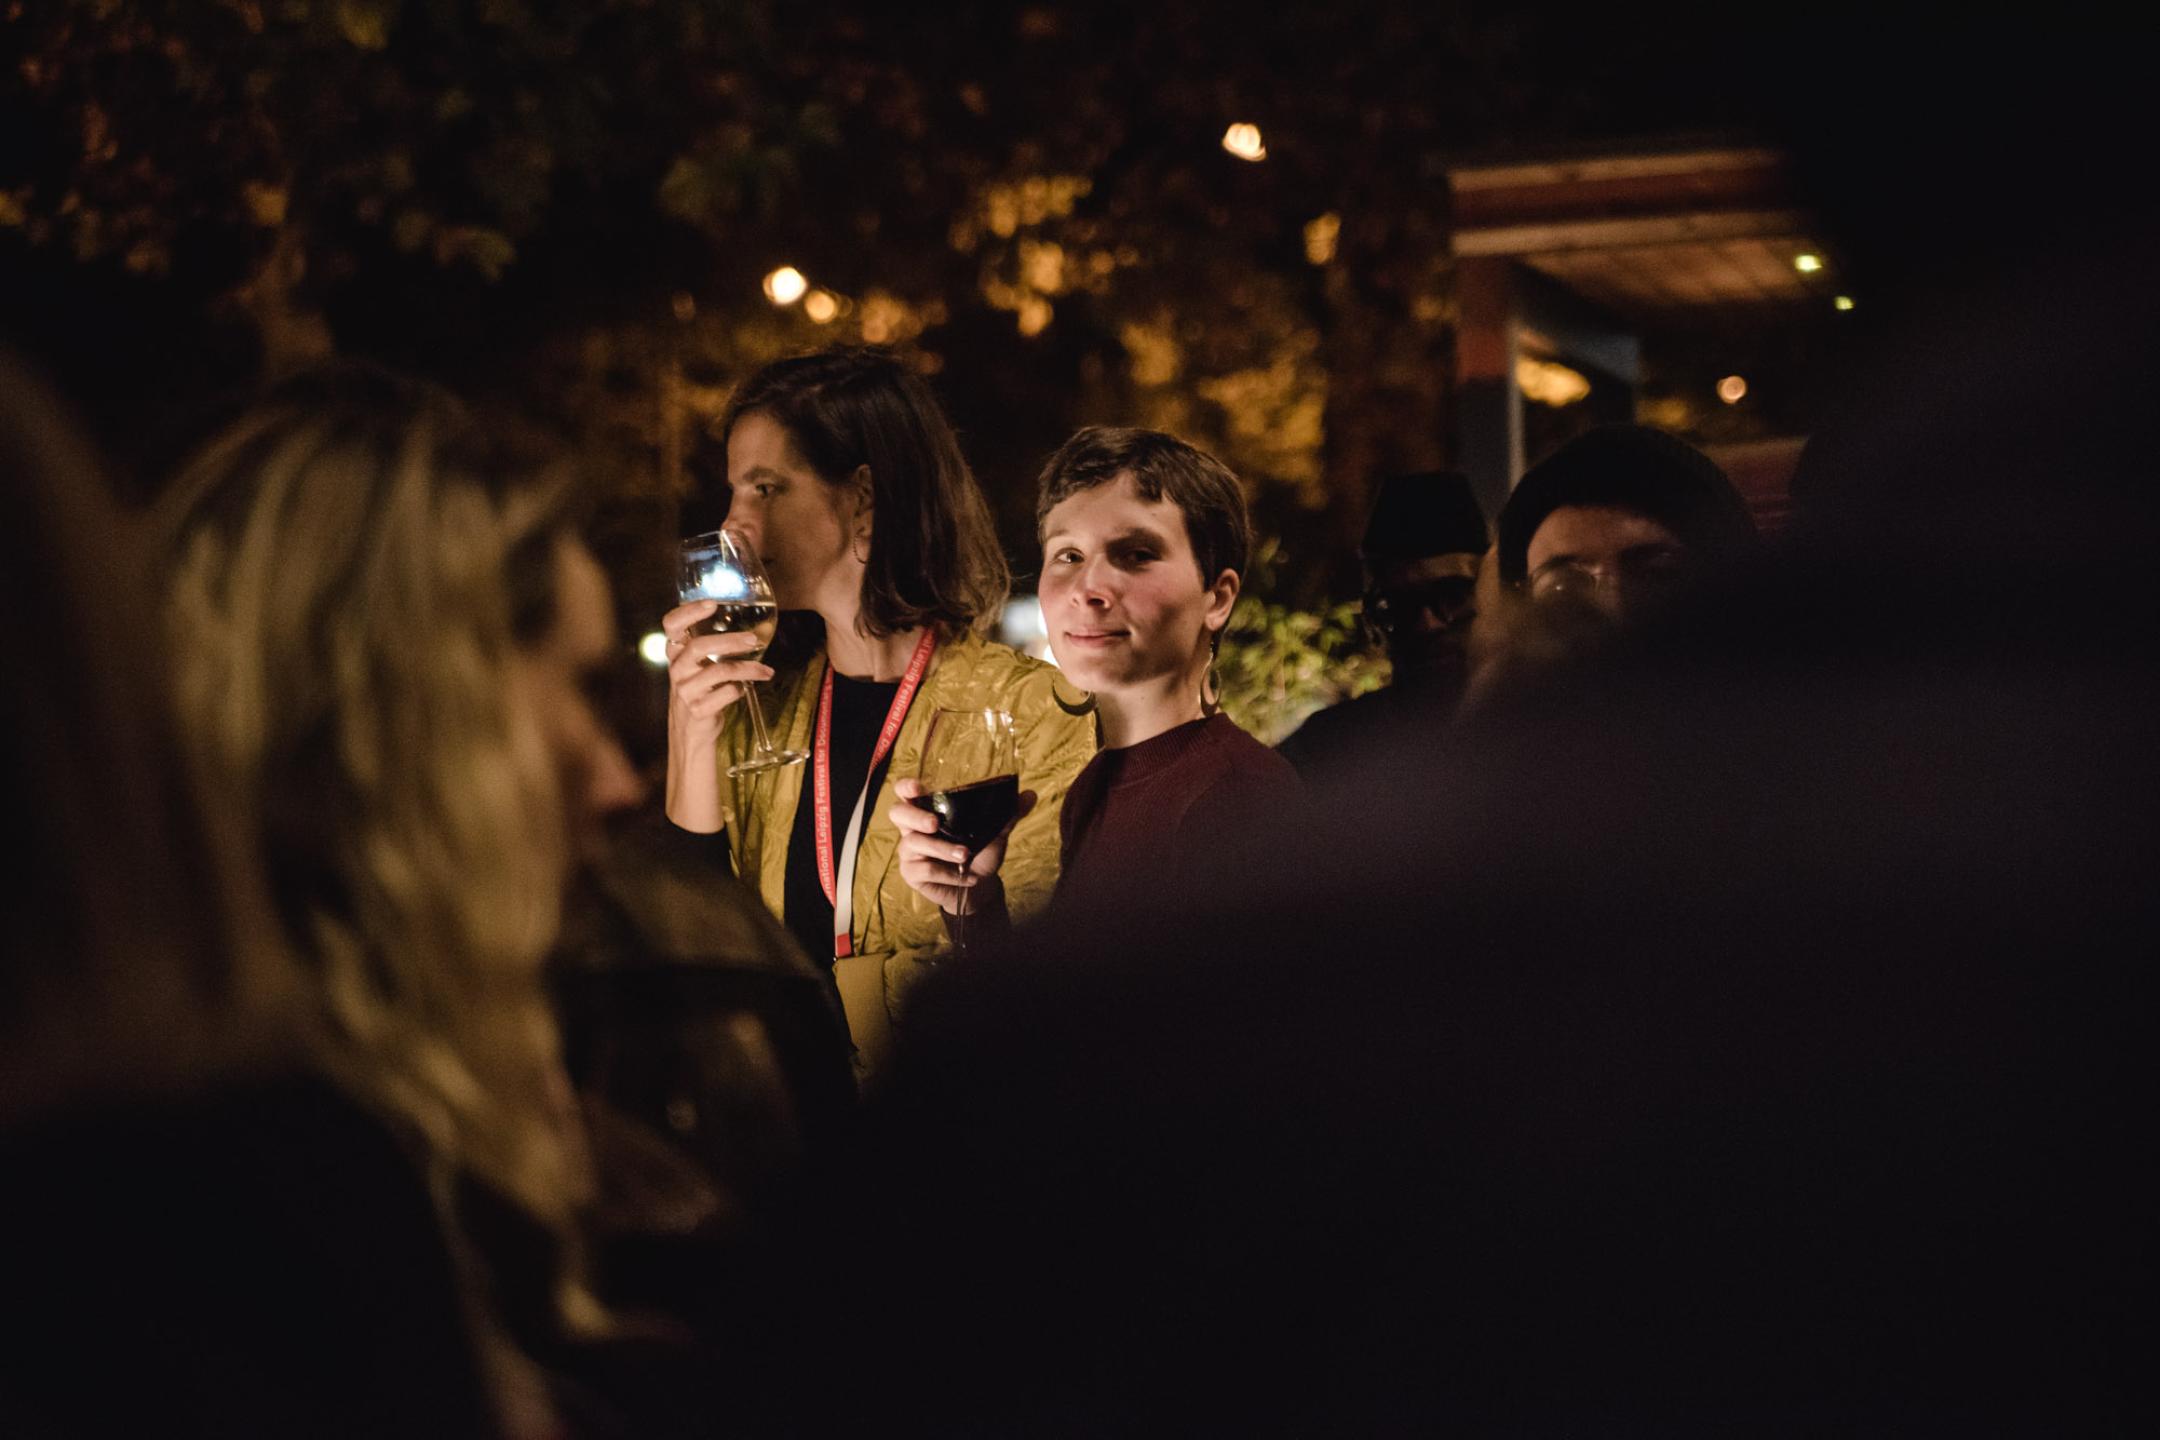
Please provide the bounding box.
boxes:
[678,529,807,776]
[696,600,779,659]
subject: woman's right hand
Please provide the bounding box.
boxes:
[888,778,1035,916]
[662,599,773,831]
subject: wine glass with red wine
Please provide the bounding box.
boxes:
[914,708,1021,925]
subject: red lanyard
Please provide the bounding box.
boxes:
[813,629,938,958]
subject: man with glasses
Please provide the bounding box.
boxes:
[1277,470,1488,781]
[1496,425,1757,639]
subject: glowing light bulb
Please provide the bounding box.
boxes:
[1221,123,1267,162]
[638,632,670,667]
[1717,374,1748,404]
[1833,294,1855,311]
[762,266,809,305]
[1793,253,1823,274]
[803,289,840,324]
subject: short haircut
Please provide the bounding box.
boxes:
[1034,426,1252,586]
[719,346,1008,638]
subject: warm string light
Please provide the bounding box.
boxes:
[1221,123,1267,161]
[762,265,808,305]
[1717,374,1749,404]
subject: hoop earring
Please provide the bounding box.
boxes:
[1200,633,1224,716]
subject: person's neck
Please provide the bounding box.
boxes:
[822,611,926,681]
[1096,666,1208,749]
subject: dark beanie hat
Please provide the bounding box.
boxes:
[1497,425,1757,582]
[1360,470,1489,563]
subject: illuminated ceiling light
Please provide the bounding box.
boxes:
[762,266,809,305]
[1793,252,1824,274]
[1833,294,1856,311]
[803,289,840,324]
[1515,355,1592,407]
[637,632,670,667]
[1717,374,1749,404]
[1221,123,1267,162]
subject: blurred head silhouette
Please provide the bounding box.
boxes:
[0,351,296,1126]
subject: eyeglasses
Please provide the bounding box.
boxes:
[1367,576,1478,634]
[1525,547,1694,604]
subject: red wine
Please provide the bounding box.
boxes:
[692,600,778,659]
[912,773,1020,853]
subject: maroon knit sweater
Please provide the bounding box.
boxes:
[1052,713,1299,919]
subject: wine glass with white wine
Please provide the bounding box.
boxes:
[678,528,806,777]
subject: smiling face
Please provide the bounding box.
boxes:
[723,410,863,616]
[1038,472,1238,699]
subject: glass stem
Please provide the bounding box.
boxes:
[742,680,778,757]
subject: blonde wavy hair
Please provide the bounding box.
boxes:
[157,368,592,1267]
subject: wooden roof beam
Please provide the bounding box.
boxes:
[1453,209,1811,258]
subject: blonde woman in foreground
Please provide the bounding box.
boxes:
[0,354,506,1437]
[156,365,643,1437]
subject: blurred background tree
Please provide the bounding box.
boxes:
[4,0,1745,735]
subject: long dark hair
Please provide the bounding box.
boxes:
[719,346,1008,639]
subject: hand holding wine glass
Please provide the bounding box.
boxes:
[671,528,805,778]
[890,708,1034,923]
[663,601,769,745]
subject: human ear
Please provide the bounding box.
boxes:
[847,464,874,541]
[1204,567,1241,633]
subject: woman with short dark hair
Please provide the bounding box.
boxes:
[663,347,1094,1073]
[889,425,1297,931]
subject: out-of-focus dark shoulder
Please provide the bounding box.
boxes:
[0,1075,494,1439]
[1273,689,1397,781]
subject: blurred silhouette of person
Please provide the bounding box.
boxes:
[889,426,1297,943]
[0,352,499,1438]
[154,364,661,1435]
[1277,469,1488,781]
[550,809,857,1254]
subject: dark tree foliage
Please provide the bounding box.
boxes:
[3,1,1745,582]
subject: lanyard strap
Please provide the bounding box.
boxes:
[813,630,938,958]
